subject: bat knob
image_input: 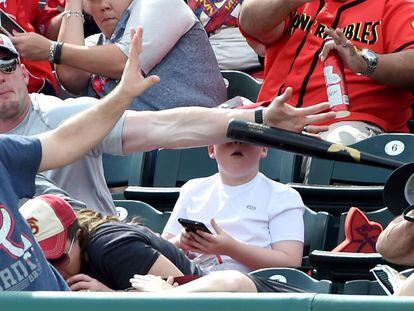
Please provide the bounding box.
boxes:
[384,162,414,216]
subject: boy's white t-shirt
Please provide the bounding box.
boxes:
[163,173,305,273]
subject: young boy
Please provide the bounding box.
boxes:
[162,141,305,273]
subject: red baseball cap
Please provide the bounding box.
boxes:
[20,194,77,259]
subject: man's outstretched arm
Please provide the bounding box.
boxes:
[121,87,336,154]
[37,28,159,172]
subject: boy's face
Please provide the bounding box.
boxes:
[208,142,268,184]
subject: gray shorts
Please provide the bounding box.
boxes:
[246,274,310,293]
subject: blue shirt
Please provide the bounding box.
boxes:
[0,135,68,291]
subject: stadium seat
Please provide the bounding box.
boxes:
[308,207,399,283]
[150,147,301,188]
[290,183,385,215]
[303,207,335,264]
[336,207,394,246]
[343,268,414,295]
[129,147,301,211]
[103,152,145,199]
[221,70,262,102]
[307,134,414,185]
[113,199,170,233]
[343,279,386,295]
[250,267,332,293]
[150,147,217,187]
[309,250,388,282]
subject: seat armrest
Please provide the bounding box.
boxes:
[288,184,385,215]
[309,250,386,282]
[124,186,180,211]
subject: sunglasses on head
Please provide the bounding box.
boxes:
[0,57,19,74]
[48,236,76,269]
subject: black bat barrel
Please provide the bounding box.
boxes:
[226,119,403,170]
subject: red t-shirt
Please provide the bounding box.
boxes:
[1,0,64,93]
[242,0,414,132]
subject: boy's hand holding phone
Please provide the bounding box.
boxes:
[179,219,237,256]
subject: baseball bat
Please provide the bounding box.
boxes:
[226,119,404,170]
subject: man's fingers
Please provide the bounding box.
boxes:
[305,125,330,134]
[299,102,330,115]
[305,111,336,124]
[138,75,160,93]
[166,276,175,285]
[335,28,346,40]
[69,281,90,291]
[272,87,292,106]
[128,27,143,66]
[319,40,335,61]
[66,274,93,286]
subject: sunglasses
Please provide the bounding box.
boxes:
[403,205,414,222]
[48,236,76,269]
[0,57,19,74]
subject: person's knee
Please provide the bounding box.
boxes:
[319,121,382,146]
[210,270,256,292]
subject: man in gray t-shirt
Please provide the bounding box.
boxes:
[18,174,87,211]
[9,93,124,214]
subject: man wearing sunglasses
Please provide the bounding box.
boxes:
[0,28,159,291]
[0,33,335,217]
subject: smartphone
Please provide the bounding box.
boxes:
[0,9,26,37]
[178,218,212,234]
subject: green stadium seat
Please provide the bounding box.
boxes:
[103,152,145,199]
[113,200,170,234]
[307,134,414,186]
[250,267,332,293]
[343,279,386,295]
[221,70,262,102]
[303,207,335,264]
[130,147,301,211]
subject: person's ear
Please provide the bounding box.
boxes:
[260,147,268,159]
[20,63,29,85]
[208,145,215,159]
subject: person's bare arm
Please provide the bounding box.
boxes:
[228,240,303,269]
[320,28,414,90]
[54,0,90,93]
[130,270,257,293]
[11,32,127,94]
[37,28,159,172]
[44,13,64,40]
[57,0,194,93]
[185,219,303,269]
[239,0,312,44]
[162,232,182,249]
[147,255,184,278]
[376,215,414,266]
[121,87,336,154]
